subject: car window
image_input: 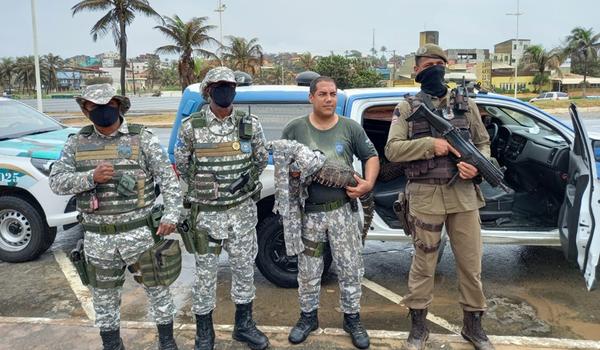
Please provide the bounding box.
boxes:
[594,140,600,162]
[559,92,568,98]
[481,105,556,133]
[0,100,61,139]
[198,103,313,141]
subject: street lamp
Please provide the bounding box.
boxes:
[506,0,523,98]
[214,0,226,44]
[30,0,42,111]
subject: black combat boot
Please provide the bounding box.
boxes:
[403,309,429,350]
[461,311,495,350]
[288,309,319,344]
[342,313,370,349]
[194,312,215,350]
[99,329,125,350]
[157,322,178,350]
[232,302,269,350]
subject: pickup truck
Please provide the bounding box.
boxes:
[168,84,600,292]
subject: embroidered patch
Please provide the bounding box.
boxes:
[240,140,252,153]
[117,144,132,158]
[335,141,344,155]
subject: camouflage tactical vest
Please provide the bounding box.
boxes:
[74,124,156,215]
[187,109,261,207]
[404,91,471,181]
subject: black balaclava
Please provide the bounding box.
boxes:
[415,64,448,97]
[210,84,236,107]
[89,104,120,127]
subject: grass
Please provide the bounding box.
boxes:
[529,99,600,109]
[49,112,176,127]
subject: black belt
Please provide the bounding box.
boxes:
[304,198,349,213]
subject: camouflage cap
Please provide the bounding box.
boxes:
[200,66,236,98]
[415,43,448,63]
[75,83,131,113]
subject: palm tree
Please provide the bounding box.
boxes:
[520,45,563,93]
[564,27,600,97]
[0,58,15,93]
[42,53,64,93]
[71,0,162,96]
[297,52,318,71]
[14,56,37,93]
[221,36,263,75]
[145,57,161,90]
[154,15,219,91]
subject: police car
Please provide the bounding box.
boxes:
[0,98,79,262]
[169,84,600,292]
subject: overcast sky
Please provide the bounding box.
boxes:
[0,0,598,59]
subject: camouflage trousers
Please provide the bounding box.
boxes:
[192,199,259,315]
[298,202,364,314]
[84,226,176,331]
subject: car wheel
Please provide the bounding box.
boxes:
[0,196,49,262]
[256,214,332,288]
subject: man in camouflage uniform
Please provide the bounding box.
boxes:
[384,44,494,350]
[49,84,182,350]
[175,67,269,350]
[282,76,379,349]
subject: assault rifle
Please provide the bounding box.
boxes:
[407,103,510,192]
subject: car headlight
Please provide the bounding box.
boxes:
[30,158,54,176]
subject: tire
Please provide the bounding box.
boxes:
[0,196,49,262]
[256,214,332,288]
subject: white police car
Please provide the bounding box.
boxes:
[0,98,79,262]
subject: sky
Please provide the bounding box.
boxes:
[0,0,598,60]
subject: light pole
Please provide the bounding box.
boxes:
[30,0,42,111]
[506,0,523,98]
[215,0,226,44]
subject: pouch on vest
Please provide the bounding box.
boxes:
[116,173,137,196]
[70,239,89,285]
[130,239,182,287]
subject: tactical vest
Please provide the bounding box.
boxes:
[74,124,156,215]
[404,92,471,181]
[187,109,261,208]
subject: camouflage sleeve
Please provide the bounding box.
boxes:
[251,116,269,175]
[174,119,194,184]
[384,101,436,162]
[466,99,491,159]
[140,129,182,225]
[48,135,96,195]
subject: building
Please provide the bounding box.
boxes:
[446,49,490,64]
[493,39,531,65]
[419,31,439,46]
[476,60,493,90]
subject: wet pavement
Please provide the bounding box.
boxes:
[2,225,600,349]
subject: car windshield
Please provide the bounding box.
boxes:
[0,100,62,140]
[483,105,539,128]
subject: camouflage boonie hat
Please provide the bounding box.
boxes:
[200,66,236,98]
[75,83,131,113]
[415,43,448,63]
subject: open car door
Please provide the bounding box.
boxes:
[558,104,600,290]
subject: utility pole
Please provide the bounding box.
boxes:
[506,0,523,98]
[372,28,375,56]
[130,60,136,95]
[31,0,42,111]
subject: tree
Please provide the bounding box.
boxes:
[14,56,43,93]
[72,0,162,96]
[0,58,15,93]
[564,27,600,96]
[42,53,64,93]
[85,76,113,85]
[520,45,562,93]
[145,57,161,90]
[155,15,219,91]
[296,52,318,71]
[221,36,264,75]
[315,55,383,89]
[160,62,179,88]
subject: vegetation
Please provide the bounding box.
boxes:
[221,36,264,75]
[564,27,600,97]
[520,45,562,93]
[154,15,219,91]
[71,0,162,95]
[315,55,383,89]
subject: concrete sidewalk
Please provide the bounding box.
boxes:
[2,317,599,350]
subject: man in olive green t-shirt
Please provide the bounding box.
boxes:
[282,76,379,349]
